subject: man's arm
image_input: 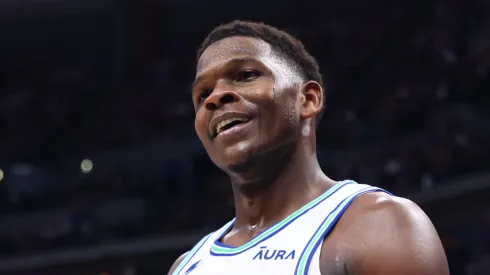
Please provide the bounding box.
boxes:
[321,192,449,275]
[167,252,189,275]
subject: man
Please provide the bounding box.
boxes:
[168,21,449,275]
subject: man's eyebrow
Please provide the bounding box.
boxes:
[192,57,262,88]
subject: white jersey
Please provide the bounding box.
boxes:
[172,180,390,275]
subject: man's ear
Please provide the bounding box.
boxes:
[299,81,323,119]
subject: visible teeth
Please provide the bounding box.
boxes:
[216,117,248,134]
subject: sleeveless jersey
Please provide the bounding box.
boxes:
[172,180,391,275]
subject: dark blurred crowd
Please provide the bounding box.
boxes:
[0,0,489,274]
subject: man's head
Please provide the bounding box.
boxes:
[192,21,324,177]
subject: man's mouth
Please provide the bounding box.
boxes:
[213,117,251,137]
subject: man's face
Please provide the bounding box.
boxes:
[192,36,303,173]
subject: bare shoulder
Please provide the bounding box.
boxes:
[346,192,437,232]
[322,192,449,275]
[167,251,189,275]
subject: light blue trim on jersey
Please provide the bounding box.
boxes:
[295,186,392,275]
[210,180,356,256]
[172,232,214,275]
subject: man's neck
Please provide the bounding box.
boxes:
[229,139,335,231]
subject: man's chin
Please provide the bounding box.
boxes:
[219,143,257,170]
[222,147,270,176]
[222,138,297,179]
[226,159,254,174]
[220,154,254,174]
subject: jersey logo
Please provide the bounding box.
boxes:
[183,260,203,275]
[252,246,296,260]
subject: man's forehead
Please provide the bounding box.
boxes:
[196,36,274,74]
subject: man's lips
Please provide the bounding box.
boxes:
[209,112,251,138]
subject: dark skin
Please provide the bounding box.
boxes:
[168,36,449,275]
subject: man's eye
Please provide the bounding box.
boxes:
[236,70,261,82]
[198,89,212,102]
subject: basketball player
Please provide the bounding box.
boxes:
[168,21,449,275]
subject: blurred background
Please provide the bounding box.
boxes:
[0,0,489,274]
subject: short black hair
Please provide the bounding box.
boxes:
[197,20,325,124]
